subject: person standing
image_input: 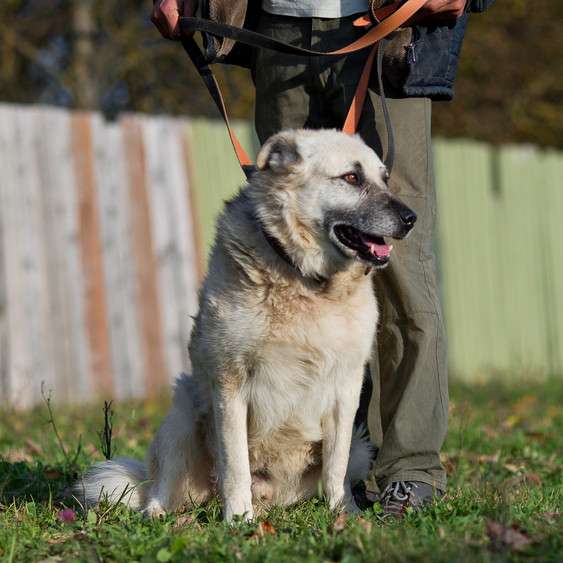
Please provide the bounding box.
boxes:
[151,0,494,516]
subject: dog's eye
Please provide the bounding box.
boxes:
[342,173,359,185]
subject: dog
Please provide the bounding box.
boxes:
[76,129,416,521]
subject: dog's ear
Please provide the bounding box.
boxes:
[256,132,301,173]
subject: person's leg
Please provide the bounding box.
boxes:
[360,95,448,493]
[324,28,448,492]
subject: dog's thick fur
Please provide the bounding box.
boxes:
[77,129,416,521]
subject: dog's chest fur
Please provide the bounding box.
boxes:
[241,270,378,435]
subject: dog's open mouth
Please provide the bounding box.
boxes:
[333,224,392,265]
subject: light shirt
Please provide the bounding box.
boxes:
[262,1,369,18]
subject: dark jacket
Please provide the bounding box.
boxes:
[404,0,495,100]
[201,0,496,101]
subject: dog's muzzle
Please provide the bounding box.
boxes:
[328,194,417,267]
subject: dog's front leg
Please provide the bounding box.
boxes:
[322,377,363,513]
[212,388,253,522]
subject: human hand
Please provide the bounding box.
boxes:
[409,0,467,24]
[151,0,198,39]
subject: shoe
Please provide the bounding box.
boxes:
[379,481,442,517]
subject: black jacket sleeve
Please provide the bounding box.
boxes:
[468,0,495,12]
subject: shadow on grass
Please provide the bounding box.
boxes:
[0,460,77,505]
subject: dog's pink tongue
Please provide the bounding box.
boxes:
[359,234,391,258]
[367,242,391,258]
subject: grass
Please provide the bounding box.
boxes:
[0,379,561,562]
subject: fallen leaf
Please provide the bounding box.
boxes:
[542,512,561,522]
[127,438,139,448]
[247,520,277,542]
[85,443,101,457]
[45,469,64,480]
[174,514,195,528]
[57,508,77,523]
[513,395,537,415]
[25,438,43,455]
[482,426,499,439]
[4,448,33,462]
[503,463,521,473]
[333,513,348,532]
[441,454,458,475]
[356,517,372,533]
[486,520,532,552]
[502,473,541,492]
[47,533,71,545]
[256,520,276,537]
[502,415,521,429]
[478,452,500,464]
[521,473,541,486]
[524,430,549,442]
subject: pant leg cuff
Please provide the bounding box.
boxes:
[377,470,447,493]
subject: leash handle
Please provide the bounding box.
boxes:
[181,0,426,177]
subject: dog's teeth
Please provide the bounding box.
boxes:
[389,245,393,251]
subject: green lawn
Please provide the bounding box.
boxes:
[0,379,561,562]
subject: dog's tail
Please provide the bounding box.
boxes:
[74,458,148,510]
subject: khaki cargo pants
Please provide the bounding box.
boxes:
[252,12,448,492]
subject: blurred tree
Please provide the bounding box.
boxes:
[0,1,561,147]
[433,0,563,148]
[71,0,97,108]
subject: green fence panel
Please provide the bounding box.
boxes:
[187,118,259,264]
[435,140,508,377]
[541,150,563,374]
[496,146,552,375]
[435,140,563,380]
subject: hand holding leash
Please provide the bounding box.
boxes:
[151,0,198,39]
[409,0,467,23]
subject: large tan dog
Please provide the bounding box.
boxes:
[77,129,416,521]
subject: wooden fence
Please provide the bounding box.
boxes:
[0,104,561,407]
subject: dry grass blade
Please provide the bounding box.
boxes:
[486,519,533,552]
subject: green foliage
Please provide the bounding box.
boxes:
[433,0,563,148]
[0,379,562,561]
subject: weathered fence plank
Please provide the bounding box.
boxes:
[142,116,199,384]
[71,112,115,399]
[0,107,58,407]
[122,115,168,394]
[35,107,92,403]
[92,115,145,400]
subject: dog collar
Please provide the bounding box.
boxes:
[259,225,296,271]
[258,224,327,285]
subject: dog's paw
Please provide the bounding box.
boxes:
[223,497,254,523]
[143,499,166,519]
[328,491,361,514]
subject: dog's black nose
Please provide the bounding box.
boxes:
[399,208,417,227]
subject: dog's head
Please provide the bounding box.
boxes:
[251,129,416,277]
